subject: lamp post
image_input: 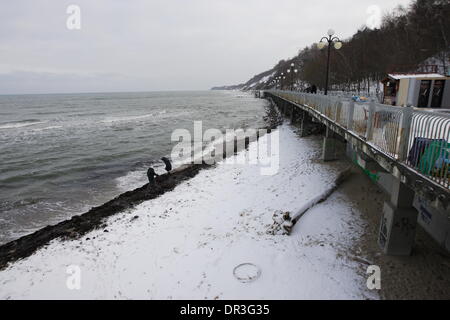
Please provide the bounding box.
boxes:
[286,63,298,91]
[317,29,342,95]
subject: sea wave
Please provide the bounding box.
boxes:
[0,119,47,130]
[114,134,232,192]
[101,111,167,124]
[115,161,165,192]
[31,125,63,132]
[115,169,148,192]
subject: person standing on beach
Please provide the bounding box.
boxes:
[147,168,158,187]
[161,157,172,174]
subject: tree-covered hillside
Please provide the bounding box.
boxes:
[214,0,449,94]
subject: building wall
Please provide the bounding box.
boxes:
[407,79,420,107]
[442,80,450,109]
[384,76,450,108]
[397,79,410,106]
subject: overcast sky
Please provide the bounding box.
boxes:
[0,0,413,94]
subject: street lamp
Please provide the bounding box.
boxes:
[276,77,281,90]
[286,62,298,91]
[317,29,342,95]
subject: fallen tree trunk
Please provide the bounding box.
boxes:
[292,167,352,224]
[267,167,352,235]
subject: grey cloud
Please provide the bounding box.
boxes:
[0,0,413,94]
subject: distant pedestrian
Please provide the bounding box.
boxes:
[161,157,172,174]
[147,167,158,186]
[311,85,317,94]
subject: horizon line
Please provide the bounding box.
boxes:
[0,88,229,96]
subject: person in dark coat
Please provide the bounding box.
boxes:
[311,84,317,94]
[161,157,172,173]
[147,167,158,186]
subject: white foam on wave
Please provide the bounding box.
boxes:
[115,169,148,192]
[115,162,166,192]
[101,114,153,124]
[115,131,239,192]
[114,139,215,192]
[0,120,47,130]
[101,111,167,124]
[31,125,63,132]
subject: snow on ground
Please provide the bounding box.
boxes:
[0,125,378,300]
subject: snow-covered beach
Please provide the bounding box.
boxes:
[0,124,382,299]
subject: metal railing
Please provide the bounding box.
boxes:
[407,111,450,188]
[267,90,450,190]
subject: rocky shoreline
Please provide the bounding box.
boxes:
[0,163,210,270]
